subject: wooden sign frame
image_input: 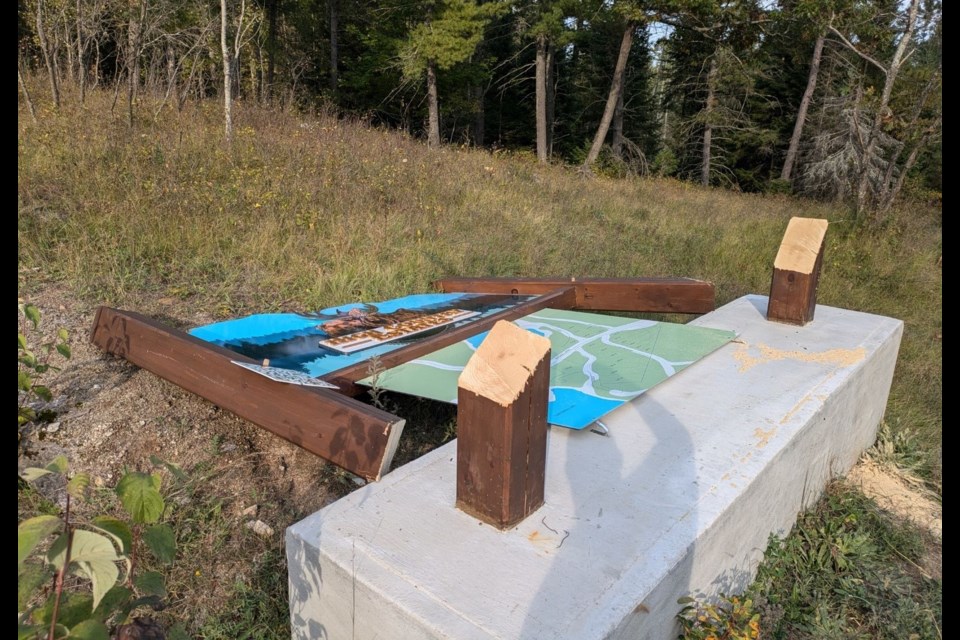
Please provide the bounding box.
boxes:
[90,277,714,480]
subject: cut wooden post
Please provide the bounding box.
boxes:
[768,217,829,325]
[456,320,551,529]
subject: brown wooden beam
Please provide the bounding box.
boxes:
[456,321,551,529]
[434,277,715,314]
[322,286,577,393]
[767,217,828,326]
[90,307,405,481]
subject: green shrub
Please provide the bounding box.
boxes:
[18,303,70,439]
[18,456,187,640]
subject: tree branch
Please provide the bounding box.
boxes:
[828,26,888,74]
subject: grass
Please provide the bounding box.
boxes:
[18,85,941,637]
[748,482,941,639]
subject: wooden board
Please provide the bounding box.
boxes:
[322,286,577,394]
[434,277,715,314]
[90,307,405,481]
[457,321,551,529]
[767,218,828,325]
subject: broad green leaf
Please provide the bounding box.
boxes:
[48,456,69,473]
[18,332,27,349]
[18,563,50,610]
[115,472,164,524]
[23,304,41,329]
[57,343,72,359]
[90,517,133,556]
[18,515,62,569]
[69,620,109,640]
[57,328,69,342]
[67,473,92,500]
[143,524,176,564]
[18,622,46,640]
[33,385,53,402]
[34,590,93,628]
[135,570,167,597]
[19,351,37,367]
[21,467,55,482]
[19,370,32,391]
[91,585,132,622]
[48,530,121,610]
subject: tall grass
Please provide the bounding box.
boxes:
[18,89,941,472]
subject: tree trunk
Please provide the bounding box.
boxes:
[221,0,234,143]
[64,19,75,85]
[126,1,145,127]
[35,0,60,108]
[546,43,555,156]
[329,0,339,93]
[426,60,440,147]
[582,23,634,170]
[780,32,825,182]
[535,34,548,163]
[854,0,920,216]
[18,64,39,123]
[470,85,485,146]
[701,56,717,187]
[611,89,625,159]
[76,0,86,103]
[266,0,277,98]
[879,115,940,213]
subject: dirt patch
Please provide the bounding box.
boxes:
[847,459,942,579]
[18,284,357,629]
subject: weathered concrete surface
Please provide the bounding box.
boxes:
[287,295,903,639]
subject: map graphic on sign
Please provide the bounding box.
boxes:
[361,308,736,429]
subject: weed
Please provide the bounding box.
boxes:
[746,482,941,640]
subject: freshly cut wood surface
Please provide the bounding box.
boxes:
[458,320,551,406]
[773,217,829,274]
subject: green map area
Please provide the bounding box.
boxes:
[362,308,735,429]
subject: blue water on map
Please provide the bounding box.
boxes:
[547,388,624,429]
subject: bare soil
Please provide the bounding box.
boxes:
[18,284,349,628]
[846,459,943,579]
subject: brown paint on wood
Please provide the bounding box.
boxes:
[323,286,576,393]
[90,307,404,480]
[456,321,551,529]
[767,217,828,326]
[434,277,714,314]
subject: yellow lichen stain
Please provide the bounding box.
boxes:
[733,342,866,373]
[528,530,540,541]
[753,426,776,448]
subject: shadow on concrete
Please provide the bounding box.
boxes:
[519,397,699,638]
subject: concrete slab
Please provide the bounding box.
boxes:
[287,295,903,639]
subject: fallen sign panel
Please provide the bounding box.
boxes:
[361,308,736,429]
[188,293,533,380]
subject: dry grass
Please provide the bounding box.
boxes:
[18,88,941,467]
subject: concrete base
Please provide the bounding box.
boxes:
[287,295,903,639]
